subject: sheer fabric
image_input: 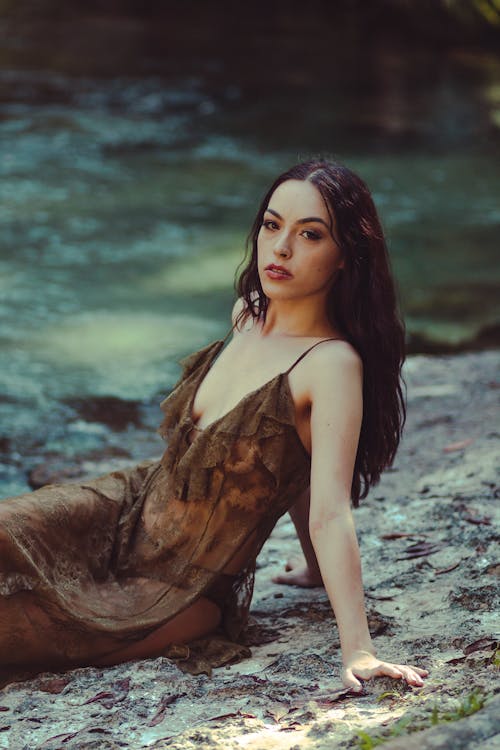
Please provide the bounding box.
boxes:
[0,337,315,685]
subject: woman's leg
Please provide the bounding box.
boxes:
[92,596,222,666]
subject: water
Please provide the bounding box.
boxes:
[1,12,499,496]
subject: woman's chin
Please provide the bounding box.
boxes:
[260,280,297,301]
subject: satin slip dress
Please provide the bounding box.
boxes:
[0,331,342,684]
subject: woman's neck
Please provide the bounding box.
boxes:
[260,298,338,339]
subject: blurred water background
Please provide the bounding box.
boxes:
[1,1,499,496]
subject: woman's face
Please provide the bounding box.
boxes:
[257,179,344,304]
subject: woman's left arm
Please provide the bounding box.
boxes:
[307,343,428,691]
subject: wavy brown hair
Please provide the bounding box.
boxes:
[236,159,407,506]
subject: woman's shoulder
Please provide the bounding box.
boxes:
[315,337,362,366]
[294,337,363,393]
[317,337,362,374]
[231,297,246,328]
[230,295,259,333]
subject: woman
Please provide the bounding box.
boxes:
[0,159,427,692]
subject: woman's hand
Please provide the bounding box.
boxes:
[342,649,428,692]
[272,556,324,588]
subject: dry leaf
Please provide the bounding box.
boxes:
[443,438,473,452]
[208,711,256,722]
[81,677,130,709]
[434,562,461,575]
[463,511,491,525]
[265,703,291,723]
[148,693,186,727]
[397,540,444,560]
[292,686,361,707]
[38,677,70,694]
[464,637,498,655]
[41,731,79,746]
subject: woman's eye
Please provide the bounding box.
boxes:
[302,229,321,240]
[262,219,279,230]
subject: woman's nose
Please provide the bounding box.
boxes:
[273,235,291,258]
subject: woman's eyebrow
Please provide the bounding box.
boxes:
[265,208,330,228]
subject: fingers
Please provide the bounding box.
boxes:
[271,571,305,586]
[272,564,322,587]
[383,662,427,687]
[271,559,297,579]
[272,560,295,583]
[271,573,289,584]
[342,667,363,694]
[345,654,429,692]
[382,663,403,679]
[412,666,429,676]
[402,666,426,687]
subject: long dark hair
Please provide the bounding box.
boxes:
[236,159,407,507]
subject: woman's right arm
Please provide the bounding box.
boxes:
[273,487,324,588]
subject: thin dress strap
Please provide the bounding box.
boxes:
[285,337,343,375]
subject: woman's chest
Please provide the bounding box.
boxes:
[191,339,312,440]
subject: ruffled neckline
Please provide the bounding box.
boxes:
[159,331,347,455]
[158,339,311,498]
[187,340,295,434]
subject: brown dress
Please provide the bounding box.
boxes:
[0,333,341,684]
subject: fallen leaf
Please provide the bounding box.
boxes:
[445,655,467,665]
[265,703,291,723]
[381,532,425,540]
[464,637,498,655]
[82,690,115,708]
[148,693,186,727]
[443,438,473,452]
[366,592,395,601]
[208,711,256,722]
[279,722,302,731]
[38,677,70,694]
[113,677,131,693]
[249,675,269,685]
[292,686,362,707]
[81,677,130,709]
[434,562,461,575]
[41,731,79,746]
[397,540,444,560]
[463,512,491,526]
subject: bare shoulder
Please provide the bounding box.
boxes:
[299,339,363,398]
[231,296,258,333]
[310,338,362,374]
[231,297,245,326]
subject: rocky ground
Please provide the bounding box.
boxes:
[0,349,498,750]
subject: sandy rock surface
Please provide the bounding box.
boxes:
[0,349,498,750]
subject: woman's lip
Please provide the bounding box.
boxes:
[265,266,293,279]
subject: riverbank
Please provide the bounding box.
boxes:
[0,347,498,750]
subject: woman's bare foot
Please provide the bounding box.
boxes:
[272,557,324,588]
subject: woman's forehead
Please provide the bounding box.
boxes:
[267,180,329,219]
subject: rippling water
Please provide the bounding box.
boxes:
[1,12,499,496]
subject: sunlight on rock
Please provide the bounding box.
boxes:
[405,317,480,345]
[142,227,246,294]
[152,250,243,293]
[27,312,220,398]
